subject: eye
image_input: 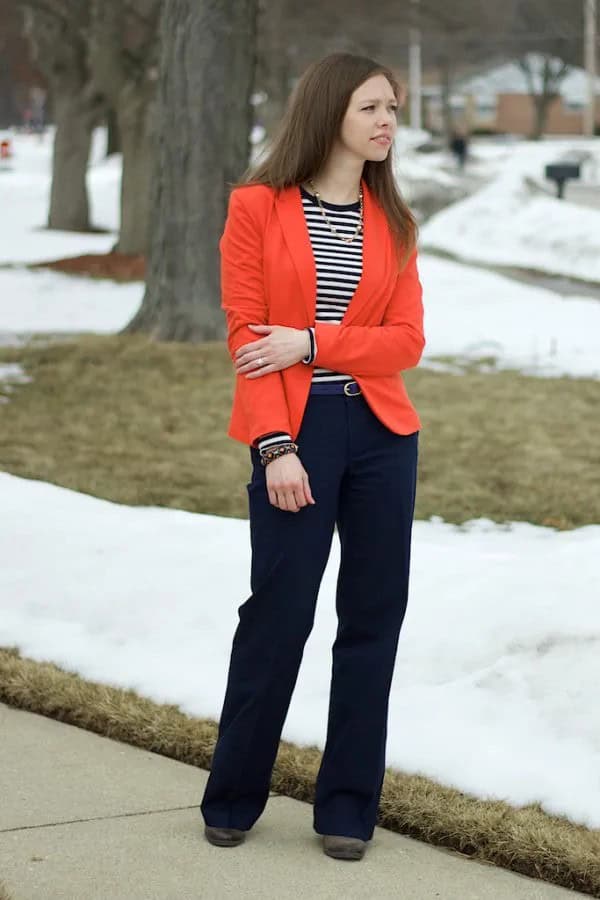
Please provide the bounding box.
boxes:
[363,104,399,112]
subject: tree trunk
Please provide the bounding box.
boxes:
[106,106,121,155]
[531,94,551,140]
[115,88,156,254]
[48,97,94,232]
[439,55,453,142]
[222,4,258,191]
[518,54,570,141]
[87,0,160,254]
[123,0,258,341]
[256,0,290,145]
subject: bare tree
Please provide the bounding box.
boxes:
[123,0,258,341]
[412,0,516,141]
[88,0,161,254]
[508,0,580,139]
[518,53,571,139]
[20,0,105,231]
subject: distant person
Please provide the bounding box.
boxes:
[30,86,47,136]
[200,52,424,863]
[450,127,469,170]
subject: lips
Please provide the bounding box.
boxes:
[371,136,391,145]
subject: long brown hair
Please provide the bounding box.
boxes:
[230,52,418,270]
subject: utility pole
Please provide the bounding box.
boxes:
[409,0,422,130]
[584,0,597,136]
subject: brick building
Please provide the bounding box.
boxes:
[416,55,600,137]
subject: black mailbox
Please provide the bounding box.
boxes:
[545,162,581,199]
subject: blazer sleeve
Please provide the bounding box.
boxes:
[312,248,426,377]
[220,188,293,445]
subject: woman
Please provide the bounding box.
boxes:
[200,52,425,862]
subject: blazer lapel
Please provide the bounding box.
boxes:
[275,185,316,325]
[274,178,390,327]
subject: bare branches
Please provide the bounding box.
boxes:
[19,0,88,45]
[518,53,571,96]
[18,0,69,25]
[123,0,161,32]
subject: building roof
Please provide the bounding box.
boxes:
[454,54,600,103]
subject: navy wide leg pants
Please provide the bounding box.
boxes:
[200,386,419,842]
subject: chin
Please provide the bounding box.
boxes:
[366,147,390,160]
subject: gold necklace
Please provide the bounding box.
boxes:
[307,178,363,245]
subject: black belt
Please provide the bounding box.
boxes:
[309,380,362,396]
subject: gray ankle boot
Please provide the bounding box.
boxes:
[322,834,367,860]
[204,825,246,847]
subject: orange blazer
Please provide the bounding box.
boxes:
[220,178,425,448]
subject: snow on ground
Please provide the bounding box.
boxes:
[419,255,600,379]
[392,131,516,213]
[0,363,30,402]
[394,130,514,190]
[0,267,142,334]
[420,137,600,283]
[1,471,599,829]
[0,127,119,264]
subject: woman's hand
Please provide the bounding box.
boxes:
[234,325,310,378]
[265,453,316,512]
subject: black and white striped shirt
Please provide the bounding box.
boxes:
[257,184,363,454]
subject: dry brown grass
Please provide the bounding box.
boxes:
[1,646,599,897]
[0,333,599,528]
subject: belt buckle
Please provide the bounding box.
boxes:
[343,380,361,396]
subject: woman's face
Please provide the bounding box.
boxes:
[337,74,400,162]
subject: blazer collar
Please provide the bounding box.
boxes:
[274,178,390,326]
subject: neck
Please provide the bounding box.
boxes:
[306,155,364,205]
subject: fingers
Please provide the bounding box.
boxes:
[274,485,303,513]
[278,489,300,513]
[302,475,315,506]
[266,476,315,512]
[245,364,278,378]
[266,483,301,512]
[234,337,265,362]
[235,354,279,377]
[235,352,267,373]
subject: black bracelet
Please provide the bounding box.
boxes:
[304,327,315,364]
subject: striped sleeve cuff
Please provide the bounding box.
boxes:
[256,431,293,452]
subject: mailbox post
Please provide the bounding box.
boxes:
[544,162,581,199]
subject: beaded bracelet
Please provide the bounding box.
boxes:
[259,441,299,467]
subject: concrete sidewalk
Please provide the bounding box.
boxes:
[0,703,587,900]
